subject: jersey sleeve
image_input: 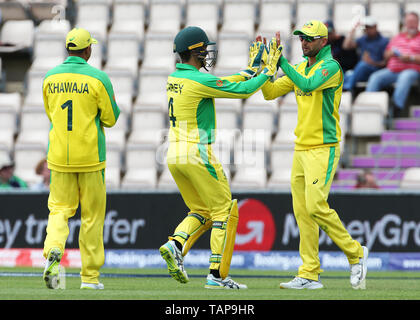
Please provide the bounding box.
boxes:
[97,74,120,128]
[278,56,342,93]
[194,73,269,99]
[261,75,294,100]
[219,73,248,83]
[42,78,52,122]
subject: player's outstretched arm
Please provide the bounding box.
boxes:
[278,56,341,93]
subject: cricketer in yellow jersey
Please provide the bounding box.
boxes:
[159,26,282,289]
[42,28,120,290]
[261,21,369,290]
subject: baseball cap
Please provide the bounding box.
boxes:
[363,16,377,27]
[0,153,14,170]
[65,28,98,51]
[293,20,329,38]
[173,26,216,53]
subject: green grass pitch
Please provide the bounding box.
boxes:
[1,267,420,300]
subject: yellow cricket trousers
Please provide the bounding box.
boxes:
[291,146,364,281]
[43,170,106,284]
[167,141,232,270]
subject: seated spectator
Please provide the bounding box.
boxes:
[0,154,27,189]
[342,16,389,93]
[365,12,420,117]
[325,20,359,72]
[31,158,50,191]
[354,169,379,189]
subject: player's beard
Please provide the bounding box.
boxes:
[302,42,323,57]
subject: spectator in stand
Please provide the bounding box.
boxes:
[31,158,50,191]
[366,12,420,117]
[0,153,27,189]
[324,20,359,72]
[342,16,389,93]
[355,170,379,189]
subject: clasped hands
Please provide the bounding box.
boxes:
[240,31,283,79]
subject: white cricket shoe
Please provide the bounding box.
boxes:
[205,274,248,289]
[80,282,104,290]
[159,240,189,284]
[350,246,369,290]
[279,276,324,289]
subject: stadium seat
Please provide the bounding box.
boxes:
[105,111,128,151]
[287,35,305,66]
[230,167,267,189]
[124,144,158,189]
[233,138,266,169]
[125,143,157,169]
[106,144,123,170]
[267,167,292,190]
[110,0,146,40]
[141,33,176,72]
[134,70,170,110]
[104,33,140,76]
[76,0,110,41]
[127,106,166,146]
[257,0,294,40]
[29,1,63,23]
[13,144,47,186]
[400,168,420,189]
[242,105,277,148]
[121,167,158,189]
[295,0,331,28]
[0,20,35,49]
[270,142,295,172]
[23,71,47,108]
[106,145,123,190]
[274,100,298,144]
[157,166,178,190]
[244,89,279,108]
[215,104,240,145]
[0,92,22,113]
[107,70,135,114]
[333,0,368,35]
[30,34,66,71]
[213,32,250,72]
[351,91,389,137]
[404,0,420,15]
[216,105,239,130]
[16,107,50,150]
[369,0,402,37]
[212,141,233,171]
[106,167,122,189]
[0,107,17,152]
[185,0,220,41]
[88,39,104,69]
[147,0,182,36]
[220,0,257,38]
[36,19,71,37]
[0,2,29,22]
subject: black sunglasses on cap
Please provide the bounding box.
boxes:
[299,35,325,42]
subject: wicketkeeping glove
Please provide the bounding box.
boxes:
[261,36,283,78]
[239,40,265,78]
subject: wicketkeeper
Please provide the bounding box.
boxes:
[159,26,282,289]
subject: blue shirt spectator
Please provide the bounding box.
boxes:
[342,16,389,92]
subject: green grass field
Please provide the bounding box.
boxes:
[1,267,420,300]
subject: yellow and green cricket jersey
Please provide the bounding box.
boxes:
[43,56,120,172]
[167,63,269,145]
[262,45,343,150]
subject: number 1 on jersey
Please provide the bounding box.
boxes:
[61,100,73,131]
[168,97,177,127]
